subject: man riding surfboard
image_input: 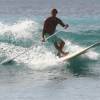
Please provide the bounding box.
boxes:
[42,9,69,57]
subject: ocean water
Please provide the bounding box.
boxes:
[0,0,100,100]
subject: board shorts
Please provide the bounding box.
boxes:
[45,33,63,44]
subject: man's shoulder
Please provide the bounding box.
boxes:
[56,17,61,21]
[46,16,51,19]
[46,16,60,20]
[45,16,61,23]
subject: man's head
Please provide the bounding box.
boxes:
[51,9,58,17]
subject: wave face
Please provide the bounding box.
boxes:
[0,16,99,74]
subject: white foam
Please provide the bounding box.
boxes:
[0,40,99,70]
[64,40,99,60]
[15,46,60,70]
[85,51,99,60]
[0,43,60,70]
[0,20,39,40]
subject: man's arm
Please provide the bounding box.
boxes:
[57,18,69,29]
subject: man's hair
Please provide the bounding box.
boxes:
[51,9,58,14]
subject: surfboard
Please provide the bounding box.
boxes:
[58,42,100,62]
[1,42,100,65]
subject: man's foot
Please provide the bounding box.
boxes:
[62,52,69,57]
[57,52,69,58]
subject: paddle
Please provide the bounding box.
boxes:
[1,30,64,64]
[41,30,64,46]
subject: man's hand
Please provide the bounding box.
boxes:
[64,24,69,29]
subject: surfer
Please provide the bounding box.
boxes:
[42,8,69,57]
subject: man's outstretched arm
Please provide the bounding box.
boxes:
[58,18,69,29]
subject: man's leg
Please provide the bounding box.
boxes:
[54,42,62,57]
[54,41,69,57]
[60,41,69,55]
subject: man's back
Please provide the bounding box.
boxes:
[43,16,65,35]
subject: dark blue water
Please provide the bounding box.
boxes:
[0,0,100,100]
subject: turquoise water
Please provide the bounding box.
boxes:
[0,0,100,100]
